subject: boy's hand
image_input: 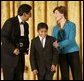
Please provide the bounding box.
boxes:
[33,69,38,75]
[51,64,56,72]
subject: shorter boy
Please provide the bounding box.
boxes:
[30,23,59,80]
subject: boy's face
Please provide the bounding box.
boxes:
[38,28,48,38]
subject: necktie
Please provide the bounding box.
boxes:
[20,22,24,25]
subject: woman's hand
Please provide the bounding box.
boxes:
[53,41,59,48]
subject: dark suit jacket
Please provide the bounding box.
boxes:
[30,35,59,75]
[1,16,29,68]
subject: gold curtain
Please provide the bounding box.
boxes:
[1,1,83,80]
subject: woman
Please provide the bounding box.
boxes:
[52,6,82,80]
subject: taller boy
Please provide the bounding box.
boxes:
[1,4,32,80]
[30,23,59,80]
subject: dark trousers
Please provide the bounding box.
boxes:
[37,69,54,80]
[3,53,25,80]
[59,51,82,80]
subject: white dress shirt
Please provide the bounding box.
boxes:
[39,36,46,48]
[18,15,24,36]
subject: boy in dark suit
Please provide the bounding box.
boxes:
[1,4,32,80]
[30,23,59,80]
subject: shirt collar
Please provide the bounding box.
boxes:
[39,36,46,41]
[18,15,24,23]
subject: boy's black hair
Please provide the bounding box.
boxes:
[37,22,48,30]
[18,4,32,16]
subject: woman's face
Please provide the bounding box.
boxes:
[53,10,63,21]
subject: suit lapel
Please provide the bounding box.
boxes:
[14,16,20,37]
[24,23,28,36]
[37,36,43,49]
[45,35,49,48]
